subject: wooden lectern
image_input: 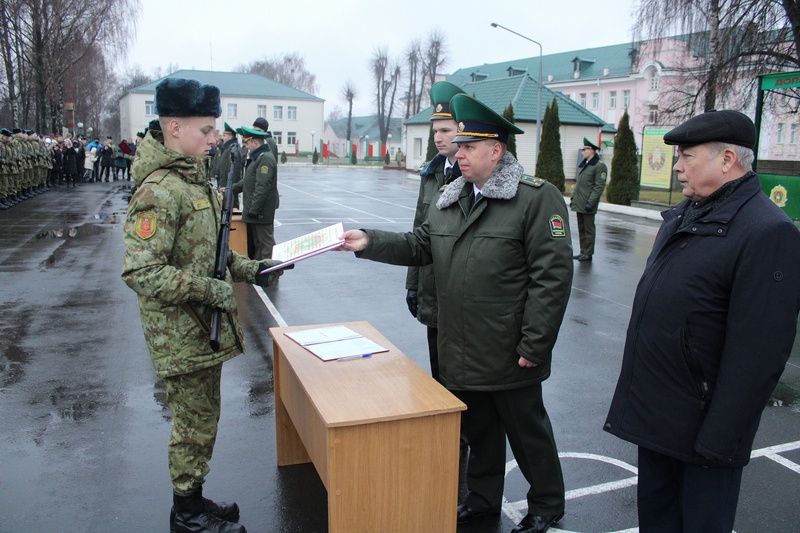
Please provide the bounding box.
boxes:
[270,321,466,533]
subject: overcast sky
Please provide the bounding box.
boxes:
[123,0,638,117]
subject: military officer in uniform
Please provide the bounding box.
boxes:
[231,126,279,260]
[211,122,241,191]
[251,116,279,165]
[340,94,573,533]
[570,137,607,261]
[405,81,465,382]
[121,78,288,533]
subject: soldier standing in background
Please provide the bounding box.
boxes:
[405,81,464,382]
[570,137,607,261]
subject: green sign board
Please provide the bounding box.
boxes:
[760,71,800,90]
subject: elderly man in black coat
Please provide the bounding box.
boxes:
[604,110,800,532]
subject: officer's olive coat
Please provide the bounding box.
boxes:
[362,152,573,391]
[570,154,607,214]
[405,153,461,327]
[233,143,278,224]
[122,131,259,378]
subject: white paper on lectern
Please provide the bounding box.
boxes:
[284,325,389,361]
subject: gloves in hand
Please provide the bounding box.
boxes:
[406,289,418,318]
[205,278,234,312]
[255,260,294,287]
[585,203,593,212]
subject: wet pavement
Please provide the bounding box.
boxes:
[1,168,799,533]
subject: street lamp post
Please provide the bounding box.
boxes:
[490,23,543,159]
[311,130,315,152]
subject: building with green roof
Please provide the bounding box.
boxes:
[322,115,403,160]
[405,74,615,181]
[120,69,324,154]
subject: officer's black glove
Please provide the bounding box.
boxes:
[255,260,294,287]
[585,204,593,212]
[406,289,418,318]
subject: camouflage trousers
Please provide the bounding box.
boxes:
[164,364,222,494]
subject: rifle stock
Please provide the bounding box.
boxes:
[209,144,239,351]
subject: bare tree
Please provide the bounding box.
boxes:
[341,80,357,146]
[403,39,422,119]
[370,46,401,145]
[326,105,344,126]
[421,29,448,102]
[236,52,318,94]
[634,0,800,121]
[0,0,140,132]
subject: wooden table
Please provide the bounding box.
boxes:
[271,321,466,533]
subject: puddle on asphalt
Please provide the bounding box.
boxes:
[34,211,127,241]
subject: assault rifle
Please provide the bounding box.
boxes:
[209,144,240,352]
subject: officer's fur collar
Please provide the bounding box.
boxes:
[436,152,523,209]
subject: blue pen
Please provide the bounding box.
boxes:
[337,353,372,362]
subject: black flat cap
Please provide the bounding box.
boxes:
[154,78,221,118]
[253,117,269,131]
[663,110,756,149]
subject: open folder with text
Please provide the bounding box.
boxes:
[259,222,345,273]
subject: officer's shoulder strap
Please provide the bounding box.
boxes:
[519,175,547,188]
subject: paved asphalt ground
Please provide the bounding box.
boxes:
[0,164,799,533]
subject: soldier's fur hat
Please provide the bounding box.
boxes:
[154,78,221,118]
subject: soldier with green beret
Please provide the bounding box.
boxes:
[406,81,465,383]
[230,125,279,260]
[121,77,289,533]
[570,137,608,261]
[340,93,573,533]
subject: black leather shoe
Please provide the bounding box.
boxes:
[510,511,565,533]
[456,503,500,524]
[576,254,592,261]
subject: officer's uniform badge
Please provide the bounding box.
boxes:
[135,212,157,240]
[549,215,566,237]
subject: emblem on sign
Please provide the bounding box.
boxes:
[770,185,788,208]
[135,212,157,240]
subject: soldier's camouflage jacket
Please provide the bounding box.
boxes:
[122,130,260,378]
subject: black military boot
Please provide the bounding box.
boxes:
[171,490,245,533]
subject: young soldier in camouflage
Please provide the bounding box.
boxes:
[122,78,287,533]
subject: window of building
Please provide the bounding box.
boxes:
[145,100,155,116]
[257,105,267,118]
[273,131,282,144]
[227,103,237,119]
[274,106,283,120]
[288,106,297,120]
[414,138,423,157]
[647,106,658,125]
[777,123,785,144]
[579,93,587,107]
[287,132,297,145]
[591,92,599,109]
[791,123,798,145]
[609,91,617,109]
[623,90,631,109]
[649,75,659,91]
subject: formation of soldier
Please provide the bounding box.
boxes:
[0,127,52,209]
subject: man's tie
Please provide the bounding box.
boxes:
[444,167,452,180]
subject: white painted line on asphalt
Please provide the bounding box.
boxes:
[763,453,800,474]
[255,285,287,327]
[750,439,800,458]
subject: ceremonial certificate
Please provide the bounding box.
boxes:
[259,222,345,273]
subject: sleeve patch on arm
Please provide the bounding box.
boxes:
[549,215,566,237]
[135,212,157,240]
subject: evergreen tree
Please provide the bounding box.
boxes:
[606,109,640,205]
[425,123,437,162]
[534,98,565,192]
[502,103,518,159]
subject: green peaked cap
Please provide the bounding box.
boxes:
[450,93,524,144]
[429,81,465,121]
